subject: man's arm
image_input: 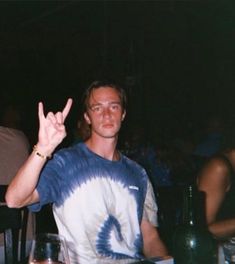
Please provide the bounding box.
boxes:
[5,98,73,208]
[141,219,168,258]
[197,157,235,239]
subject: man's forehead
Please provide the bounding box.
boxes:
[91,86,117,94]
[89,87,120,103]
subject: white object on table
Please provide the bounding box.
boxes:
[218,244,225,264]
[150,256,174,264]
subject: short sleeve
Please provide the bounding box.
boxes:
[142,179,158,226]
[28,153,65,212]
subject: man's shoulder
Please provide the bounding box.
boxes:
[122,154,147,174]
[55,142,86,159]
[0,126,29,149]
[0,126,26,137]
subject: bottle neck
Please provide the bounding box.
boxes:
[182,185,206,226]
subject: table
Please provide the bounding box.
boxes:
[131,256,173,264]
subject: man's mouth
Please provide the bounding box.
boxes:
[103,123,113,128]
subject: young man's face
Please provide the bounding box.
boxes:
[84,86,126,140]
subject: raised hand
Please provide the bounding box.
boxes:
[37,98,73,155]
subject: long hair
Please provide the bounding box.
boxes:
[81,80,127,114]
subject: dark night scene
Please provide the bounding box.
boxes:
[0,1,234,144]
[1,1,235,263]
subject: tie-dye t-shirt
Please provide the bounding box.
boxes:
[29,143,158,264]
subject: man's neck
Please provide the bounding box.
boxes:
[85,135,119,161]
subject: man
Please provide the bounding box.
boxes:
[6,80,168,263]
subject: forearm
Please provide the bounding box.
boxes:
[143,228,168,258]
[209,218,235,239]
[5,99,72,208]
[141,220,168,258]
[5,148,49,208]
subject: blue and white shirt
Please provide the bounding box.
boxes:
[29,143,158,264]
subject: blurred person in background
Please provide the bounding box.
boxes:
[0,102,30,185]
[193,115,223,158]
[197,120,235,240]
[192,115,224,175]
[0,101,34,251]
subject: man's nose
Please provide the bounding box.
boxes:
[103,106,111,117]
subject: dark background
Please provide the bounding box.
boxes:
[0,1,234,144]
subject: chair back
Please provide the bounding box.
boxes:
[0,185,29,264]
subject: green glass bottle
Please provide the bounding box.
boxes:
[172,185,217,264]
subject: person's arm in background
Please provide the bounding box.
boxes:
[5,98,73,208]
[197,157,235,239]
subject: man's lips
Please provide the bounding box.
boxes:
[102,123,114,128]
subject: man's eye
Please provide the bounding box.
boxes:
[111,104,120,110]
[92,106,102,112]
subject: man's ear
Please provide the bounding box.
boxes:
[84,112,91,124]
[121,110,126,121]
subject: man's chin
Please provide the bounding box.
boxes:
[103,133,118,139]
[100,131,119,139]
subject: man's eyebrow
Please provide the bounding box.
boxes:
[89,102,102,106]
[108,101,121,104]
[90,101,121,106]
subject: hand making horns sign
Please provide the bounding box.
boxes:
[37,98,73,156]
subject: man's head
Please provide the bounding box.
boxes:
[0,104,22,129]
[81,80,127,140]
[82,80,127,114]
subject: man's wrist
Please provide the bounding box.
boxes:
[33,145,53,160]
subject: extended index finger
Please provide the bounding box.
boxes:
[38,101,45,121]
[62,98,73,121]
